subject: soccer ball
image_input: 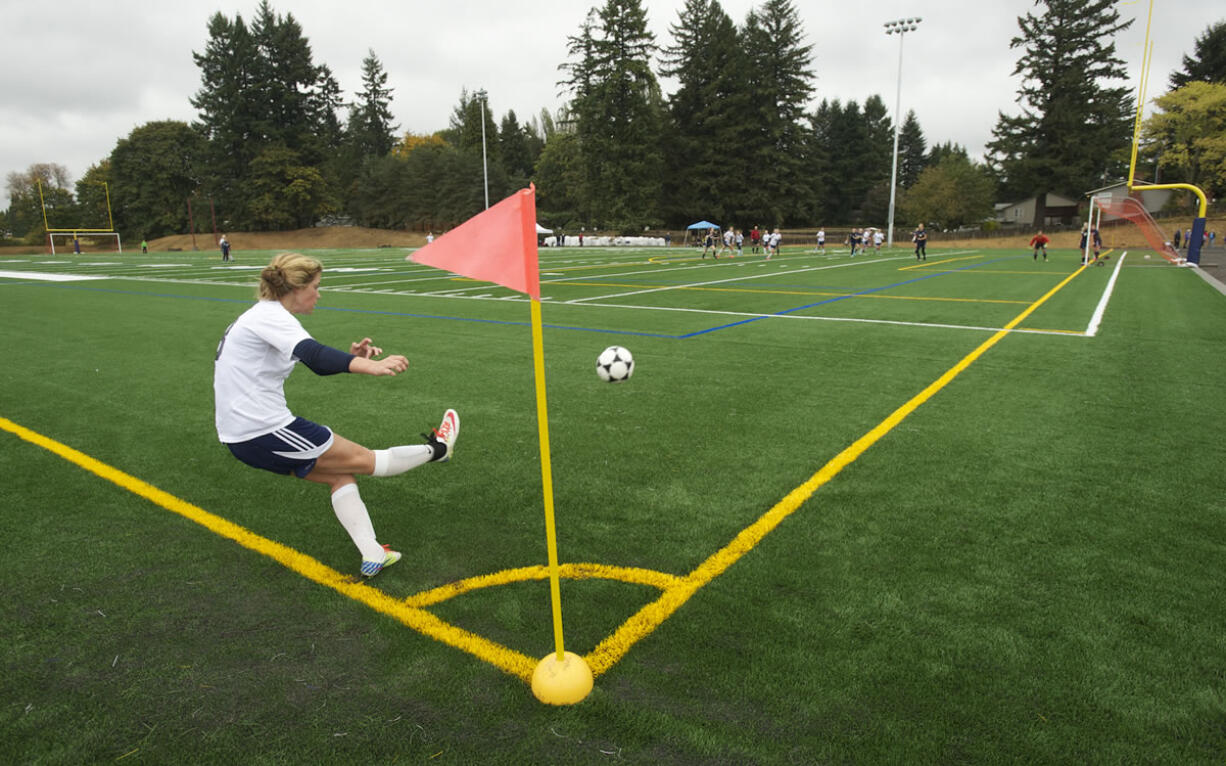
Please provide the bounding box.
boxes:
[596,346,634,383]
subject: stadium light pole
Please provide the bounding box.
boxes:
[479,91,490,209]
[884,17,922,249]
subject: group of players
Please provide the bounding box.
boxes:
[700,223,1108,265]
[701,226,784,260]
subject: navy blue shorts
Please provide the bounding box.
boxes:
[226,417,334,478]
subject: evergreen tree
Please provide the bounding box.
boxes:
[192,3,341,229]
[986,0,1133,225]
[1169,21,1226,89]
[856,94,894,221]
[561,0,665,230]
[349,50,398,158]
[740,0,815,225]
[659,0,755,225]
[191,11,261,225]
[816,99,871,224]
[446,88,498,164]
[499,110,536,186]
[927,141,969,166]
[897,110,928,189]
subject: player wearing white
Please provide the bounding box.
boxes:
[873,229,883,252]
[214,253,459,578]
[767,229,782,260]
[816,227,826,254]
[720,227,735,258]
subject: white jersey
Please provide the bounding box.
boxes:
[874,231,883,246]
[214,300,312,443]
[769,232,782,247]
[817,229,825,243]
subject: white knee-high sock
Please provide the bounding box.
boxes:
[330,484,384,561]
[372,445,434,477]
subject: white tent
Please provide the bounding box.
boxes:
[535,223,553,234]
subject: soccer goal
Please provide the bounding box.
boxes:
[47,231,123,255]
[1091,195,1180,264]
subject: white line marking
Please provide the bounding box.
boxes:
[1085,252,1127,337]
[0,271,108,282]
[565,255,914,303]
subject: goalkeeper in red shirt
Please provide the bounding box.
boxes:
[1030,231,1050,262]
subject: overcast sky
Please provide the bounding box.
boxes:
[1,0,1221,209]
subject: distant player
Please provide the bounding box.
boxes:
[912,224,927,261]
[873,229,883,252]
[816,227,826,254]
[767,229,781,260]
[750,226,761,254]
[735,228,744,258]
[720,227,735,257]
[1030,231,1050,262]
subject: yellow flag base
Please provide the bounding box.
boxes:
[531,651,593,705]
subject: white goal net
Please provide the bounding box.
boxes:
[47,231,123,255]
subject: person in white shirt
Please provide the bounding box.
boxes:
[214,252,459,578]
[815,227,826,254]
[767,229,781,260]
[720,227,735,258]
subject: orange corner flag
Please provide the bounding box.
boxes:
[408,185,540,300]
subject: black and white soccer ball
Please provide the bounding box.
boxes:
[596,345,634,383]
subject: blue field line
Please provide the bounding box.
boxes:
[678,256,1014,339]
[4,281,680,339]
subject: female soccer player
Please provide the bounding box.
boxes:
[214,252,458,578]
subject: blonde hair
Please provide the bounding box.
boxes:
[258,252,322,300]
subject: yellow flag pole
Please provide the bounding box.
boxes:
[528,296,567,661]
[520,188,592,705]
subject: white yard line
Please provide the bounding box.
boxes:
[564,254,915,303]
[1085,252,1127,337]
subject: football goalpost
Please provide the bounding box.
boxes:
[38,179,123,255]
[1126,0,1208,265]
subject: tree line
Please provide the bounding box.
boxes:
[4,0,1224,245]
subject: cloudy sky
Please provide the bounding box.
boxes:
[1,0,1220,209]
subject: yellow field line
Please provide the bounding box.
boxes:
[405,563,683,608]
[899,254,983,271]
[584,260,1091,676]
[0,416,539,681]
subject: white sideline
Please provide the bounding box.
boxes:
[1085,252,1126,337]
[0,270,107,282]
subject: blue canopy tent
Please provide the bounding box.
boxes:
[685,220,721,247]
